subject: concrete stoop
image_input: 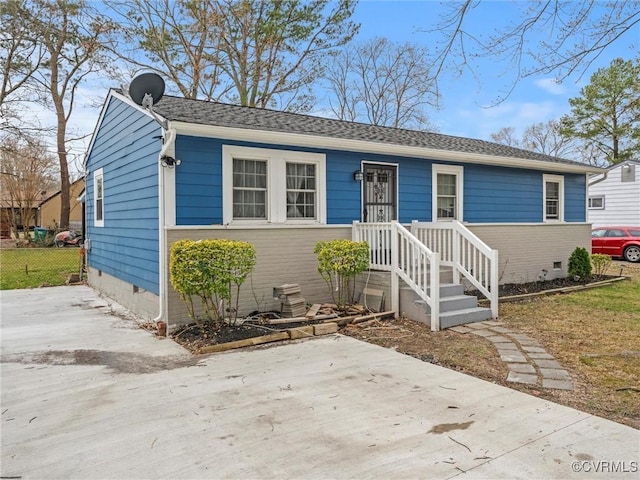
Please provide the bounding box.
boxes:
[400,282,493,329]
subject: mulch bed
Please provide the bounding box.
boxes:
[170,305,392,354]
[471,274,620,297]
[172,319,326,353]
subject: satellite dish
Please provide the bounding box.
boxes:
[128,73,165,108]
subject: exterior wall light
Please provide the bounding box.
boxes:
[353,170,364,182]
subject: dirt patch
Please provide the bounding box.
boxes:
[1,350,202,374]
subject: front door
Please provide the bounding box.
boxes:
[362,163,397,222]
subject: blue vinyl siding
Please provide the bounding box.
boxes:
[564,174,586,222]
[175,135,223,225]
[85,97,162,293]
[174,135,587,225]
[464,165,542,222]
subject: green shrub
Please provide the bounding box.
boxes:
[314,239,369,309]
[568,247,592,281]
[591,253,611,277]
[170,239,256,328]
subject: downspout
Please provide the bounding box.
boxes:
[588,171,608,187]
[152,126,176,333]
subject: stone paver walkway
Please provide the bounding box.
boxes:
[450,321,574,390]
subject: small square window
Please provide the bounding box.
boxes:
[588,196,604,209]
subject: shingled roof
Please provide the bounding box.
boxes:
[149,93,588,168]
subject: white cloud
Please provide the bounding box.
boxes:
[534,78,567,95]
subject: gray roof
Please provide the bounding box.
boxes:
[150,93,588,168]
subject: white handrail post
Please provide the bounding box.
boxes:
[391,222,399,318]
[452,221,460,283]
[431,252,440,331]
[411,219,419,235]
[490,249,499,319]
[352,220,359,241]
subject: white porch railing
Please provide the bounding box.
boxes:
[411,220,498,319]
[353,221,440,331]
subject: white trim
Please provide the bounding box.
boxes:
[93,168,104,227]
[432,164,464,221]
[174,121,603,174]
[166,221,592,231]
[543,174,565,222]
[588,195,605,210]
[94,91,602,175]
[222,145,326,225]
[84,90,162,167]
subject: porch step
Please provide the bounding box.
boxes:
[438,306,493,329]
[435,294,479,313]
[399,281,493,330]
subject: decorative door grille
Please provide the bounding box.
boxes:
[363,164,397,222]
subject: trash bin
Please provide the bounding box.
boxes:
[34,227,47,243]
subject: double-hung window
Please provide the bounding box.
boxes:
[286,162,316,219]
[94,168,104,227]
[233,159,267,219]
[432,164,464,221]
[543,174,564,222]
[223,146,326,224]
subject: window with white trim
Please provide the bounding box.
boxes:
[588,196,604,210]
[432,164,464,221]
[94,168,104,227]
[543,174,564,222]
[223,146,326,224]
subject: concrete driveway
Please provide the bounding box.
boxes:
[1,286,638,479]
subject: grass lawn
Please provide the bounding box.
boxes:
[0,248,82,289]
[499,263,640,428]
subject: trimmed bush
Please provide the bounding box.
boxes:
[568,247,592,281]
[170,239,256,328]
[314,239,370,309]
[591,253,612,277]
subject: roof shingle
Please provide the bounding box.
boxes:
[150,93,588,167]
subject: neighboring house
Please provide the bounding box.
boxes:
[0,191,48,238]
[588,160,640,227]
[39,178,85,231]
[83,88,603,331]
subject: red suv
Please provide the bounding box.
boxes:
[591,226,640,263]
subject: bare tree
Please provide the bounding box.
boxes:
[0,134,58,241]
[521,120,575,159]
[490,127,520,148]
[106,0,225,100]
[0,0,47,135]
[325,37,439,129]
[429,1,640,99]
[14,0,112,230]
[491,120,606,166]
[108,0,359,112]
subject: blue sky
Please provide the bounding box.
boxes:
[348,0,639,139]
[46,0,639,168]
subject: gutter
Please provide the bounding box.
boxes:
[588,170,608,187]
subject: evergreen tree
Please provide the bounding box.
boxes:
[560,58,640,164]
